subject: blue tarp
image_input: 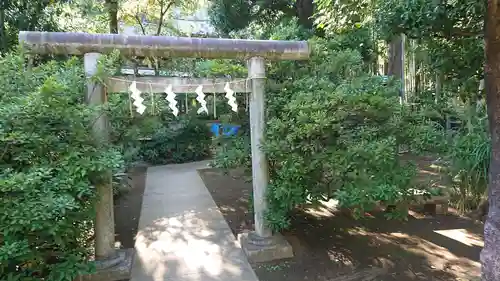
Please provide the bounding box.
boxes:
[210,123,240,137]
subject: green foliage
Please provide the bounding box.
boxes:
[96,51,214,167]
[375,0,483,40]
[264,72,419,229]
[0,1,66,53]
[447,108,490,212]
[0,53,123,280]
[208,0,255,35]
[314,0,373,33]
[140,116,212,165]
[107,95,213,166]
[212,22,441,231]
[374,0,484,101]
[208,0,311,35]
[212,134,251,173]
[449,131,489,212]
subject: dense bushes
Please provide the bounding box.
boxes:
[262,40,444,228]
[212,22,444,231]
[445,105,490,212]
[0,52,216,280]
[107,91,213,166]
[139,116,212,165]
[0,54,123,280]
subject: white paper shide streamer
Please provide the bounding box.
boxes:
[195,85,208,114]
[165,85,179,116]
[129,82,146,114]
[224,83,238,112]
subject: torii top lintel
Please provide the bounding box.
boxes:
[18,32,310,61]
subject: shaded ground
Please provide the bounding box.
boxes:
[114,166,148,250]
[112,159,483,281]
[198,167,483,281]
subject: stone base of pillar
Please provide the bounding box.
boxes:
[237,231,294,263]
[75,248,134,281]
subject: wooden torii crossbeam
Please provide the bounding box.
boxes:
[19,31,310,279]
[19,31,310,60]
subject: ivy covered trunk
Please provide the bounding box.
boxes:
[482,0,500,280]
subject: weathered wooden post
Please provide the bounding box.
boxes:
[83,52,134,280]
[84,53,128,272]
[19,31,310,265]
[247,57,271,238]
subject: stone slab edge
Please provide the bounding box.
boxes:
[75,248,135,281]
[237,231,294,263]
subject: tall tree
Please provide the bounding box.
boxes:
[208,0,314,35]
[105,0,119,33]
[481,0,500,280]
[0,2,6,53]
[0,0,64,52]
[387,35,405,101]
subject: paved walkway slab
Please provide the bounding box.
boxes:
[130,161,259,281]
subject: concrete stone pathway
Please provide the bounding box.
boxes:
[130,161,259,281]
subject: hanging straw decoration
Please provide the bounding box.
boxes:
[129,81,146,114]
[165,85,179,116]
[224,82,238,112]
[195,85,208,114]
[111,77,253,117]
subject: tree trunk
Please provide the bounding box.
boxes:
[481,0,500,280]
[0,7,6,53]
[388,34,405,102]
[408,39,416,96]
[295,0,314,29]
[435,71,444,104]
[106,0,119,34]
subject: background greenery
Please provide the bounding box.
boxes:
[0,0,491,279]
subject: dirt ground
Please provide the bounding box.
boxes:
[114,166,148,250]
[114,160,483,281]
[198,167,483,281]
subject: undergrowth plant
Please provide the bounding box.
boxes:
[139,114,212,165]
[100,54,213,167]
[211,21,442,231]
[0,54,123,280]
[447,107,490,212]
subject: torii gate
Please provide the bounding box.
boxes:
[19,31,310,280]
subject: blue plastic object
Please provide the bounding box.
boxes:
[210,123,240,137]
[222,124,240,136]
[210,123,221,136]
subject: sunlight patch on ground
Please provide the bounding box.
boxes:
[419,169,441,176]
[387,232,481,278]
[433,229,484,247]
[327,250,354,265]
[301,199,337,218]
[346,227,480,279]
[220,205,236,212]
[134,213,244,280]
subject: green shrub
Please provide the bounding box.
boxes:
[212,24,442,231]
[0,54,123,280]
[263,73,420,229]
[106,79,213,166]
[447,113,490,212]
[140,116,212,165]
[212,134,251,173]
